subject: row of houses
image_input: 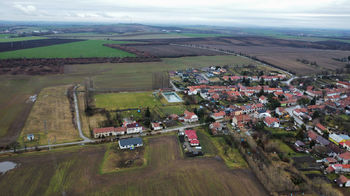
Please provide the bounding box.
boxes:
[93,121,143,138]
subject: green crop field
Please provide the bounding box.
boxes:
[94,91,160,110]
[0,40,135,59]
[0,36,47,43]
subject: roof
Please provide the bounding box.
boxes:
[190,140,200,144]
[315,123,327,131]
[126,123,140,128]
[325,157,337,163]
[308,130,318,140]
[326,166,334,173]
[152,122,161,127]
[329,134,344,143]
[93,127,115,134]
[295,140,305,146]
[264,117,279,125]
[185,130,198,140]
[119,137,143,147]
[211,122,222,129]
[184,110,197,119]
[115,127,126,132]
[337,175,349,184]
[339,152,350,160]
[316,135,330,146]
[213,111,225,117]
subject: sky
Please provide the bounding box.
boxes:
[1,0,350,29]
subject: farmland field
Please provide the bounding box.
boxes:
[0,135,268,195]
[94,91,160,110]
[0,40,135,59]
[184,36,350,75]
[19,85,81,146]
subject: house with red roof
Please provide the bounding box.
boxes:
[93,127,126,138]
[338,152,350,164]
[315,123,328,135]
[126,123,143,134]
[263,117,280,128]
[209,122,223,135]
[211,111,225,120]
[340,140,350,151]
[232,115,251,127]
[190,139,200,146]
[151,122,162,130]
[184,130,198,140]
[336,175,350,187]
[336,81,350,89]
[308,130,318,141]
[259,96,268,104]
[183,110,198,123]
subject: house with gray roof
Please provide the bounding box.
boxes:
[118,137,143,150]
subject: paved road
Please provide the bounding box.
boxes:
[0,120,210,154]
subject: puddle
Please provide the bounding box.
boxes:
[0,161,17,174]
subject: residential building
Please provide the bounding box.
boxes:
[184,110,199,123]
[126,123,143,134]
[264,117,280,128]
[118,137,143,149]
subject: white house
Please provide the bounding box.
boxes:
[264,117,280,128]
[126,123,143,134]
[184,110,198,123]
[211,111,225,120]
[119,137,143,149]
[151,122,162,130]
[259,96,268,104]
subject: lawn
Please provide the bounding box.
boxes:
[272,139,304,157]
[94,91,160,110]
[19,85,81,146]
[197,128,248,168]
[159,105,185,115]
[0,40,135,59]
[100,142,147,174]
[0,36,47,43]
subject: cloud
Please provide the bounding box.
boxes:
[1,0,350,29]
[13,3,37,15]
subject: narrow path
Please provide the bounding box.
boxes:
[169,80,181,92]
[73,85,92,142]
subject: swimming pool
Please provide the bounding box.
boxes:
[162,92,183,103]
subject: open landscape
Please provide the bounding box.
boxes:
[0,2,350,195]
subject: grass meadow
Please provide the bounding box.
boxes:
[19,85,81,146]
[94,91,160,110]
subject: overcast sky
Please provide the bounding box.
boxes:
[1,0,350,29]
